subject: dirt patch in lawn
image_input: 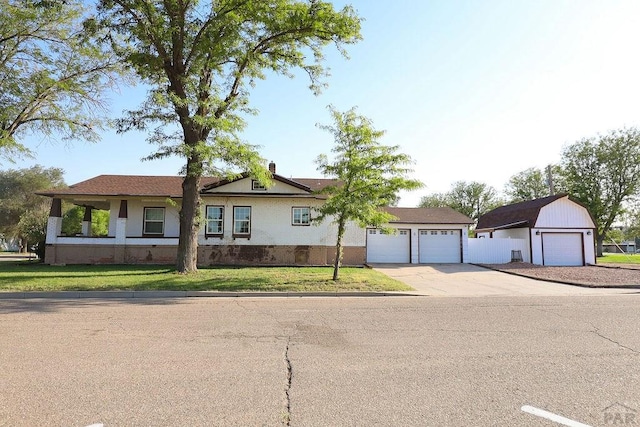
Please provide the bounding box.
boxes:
[480,262,640,288]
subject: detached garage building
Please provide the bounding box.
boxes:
[366,207,474,264]
[475,194,596,266]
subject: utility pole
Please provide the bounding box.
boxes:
[546,164,555,195]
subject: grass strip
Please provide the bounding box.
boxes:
[0,263,412,293]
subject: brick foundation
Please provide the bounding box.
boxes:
[45,244,366,266]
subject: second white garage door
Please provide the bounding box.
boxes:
[419,230,461,263]
[542,233,584,266]
[366,229,410,263]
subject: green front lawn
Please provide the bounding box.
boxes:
[0,263,412,292]
[598,253,640,264]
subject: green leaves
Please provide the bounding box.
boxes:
[0,0,122,162]
[419,181,500,223]
[562,127,640,240]
[97,0,362,171]
[95,1,362,272]
[0,165,65,242]
[315,106,421,279]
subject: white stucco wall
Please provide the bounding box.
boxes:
[198,196,365,247]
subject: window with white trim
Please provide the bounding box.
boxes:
[205,206,224,235]
[143,207,165,235]
[251,180,266,191]
[399,230,408,235]
[292,207,310,225]
[233,206,251,236]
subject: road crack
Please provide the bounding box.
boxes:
[283,337,293,426]
[590,323,639,354]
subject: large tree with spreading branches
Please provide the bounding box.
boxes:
[562,127,640,256]
[94,0,362,273]
[0,0,120,162]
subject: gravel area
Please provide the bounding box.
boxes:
[481,262,640,288]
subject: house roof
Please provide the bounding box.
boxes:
[384,207,474,225]
[36,174,337,198]
[476,194,568,231]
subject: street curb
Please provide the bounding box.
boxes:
[474,264,640,290]
[0,291,424,299]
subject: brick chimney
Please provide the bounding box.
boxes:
[268,161,276,174]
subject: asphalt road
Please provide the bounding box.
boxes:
[1,295,639,426]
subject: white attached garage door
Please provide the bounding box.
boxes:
[419,230,461,263]
[366,229,410,263]
[542,233,584,266]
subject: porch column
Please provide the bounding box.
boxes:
[114,200,127,263]
[81,206,92,236]
[45,198,62,244]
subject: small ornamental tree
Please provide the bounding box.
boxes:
[315,107,423,280]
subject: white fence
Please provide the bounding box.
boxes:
[468,238,528,264]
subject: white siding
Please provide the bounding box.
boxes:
[492,228,531,262]
[531,228,596,265]
[468,238,528,264]
[536,198,595,228]
[204,177,308,194]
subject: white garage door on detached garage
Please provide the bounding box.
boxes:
[419,230,461,263]
[542,233,584,266]
[366,229,410,263]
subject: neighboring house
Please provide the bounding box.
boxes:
[474,194,596,266]
[37,164,474,266]
[602,241,636,254]
[0,236,20,252]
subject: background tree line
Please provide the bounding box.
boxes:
[0,165,108,257]
[419,127,640,256]
[3,1,640,265]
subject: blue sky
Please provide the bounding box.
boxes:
[11,0,640,206]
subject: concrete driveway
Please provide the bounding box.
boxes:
[373,263,632,297]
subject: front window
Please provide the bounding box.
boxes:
[292,207,310,225]
[233,206,251,235]
[143,207,164,235]
[205,206,224,235]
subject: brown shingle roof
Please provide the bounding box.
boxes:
[291,178,338,192]
[383,207,473,224]
[37,174,335,198]
[476,194,567,230]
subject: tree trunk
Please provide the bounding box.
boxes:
[332,217,346,281]
[176,172,201,273]
[596,234,604,258]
